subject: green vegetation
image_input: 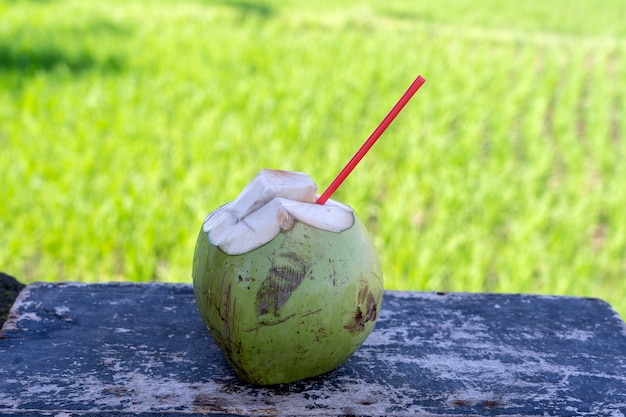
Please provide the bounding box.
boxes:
[1,0,625,318]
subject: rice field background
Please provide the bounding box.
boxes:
[1,0,625,318]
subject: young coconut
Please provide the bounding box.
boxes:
[192,169,383,385]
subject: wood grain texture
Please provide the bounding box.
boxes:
[1,283,625,416]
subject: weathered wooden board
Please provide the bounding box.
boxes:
[1,282,625,416]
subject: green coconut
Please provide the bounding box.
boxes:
[192,169,383,385]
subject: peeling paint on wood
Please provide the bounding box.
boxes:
[1,283,625,416]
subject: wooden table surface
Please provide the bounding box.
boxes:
[1,282,625,416]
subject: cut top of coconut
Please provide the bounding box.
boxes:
[203,169,355,255]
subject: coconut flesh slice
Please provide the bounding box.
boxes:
[203,169,355,255]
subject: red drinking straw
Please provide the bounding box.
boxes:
[316,75,426,205]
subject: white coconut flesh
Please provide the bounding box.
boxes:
[203,169,355,255]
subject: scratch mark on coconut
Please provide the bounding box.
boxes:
[256,249,310,318]
[257,313,297,327]
[344,282,378,335]
[223,283,232,340]
[302,308,322,317]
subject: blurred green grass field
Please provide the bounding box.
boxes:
[1,0,625,318]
